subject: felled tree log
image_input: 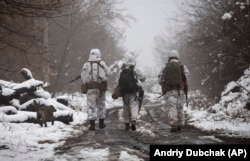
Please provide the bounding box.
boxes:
[0,68,74,125]
[55,114,73,125]
[21,115,73,125]
[0,84,42,107]
[0,110,73,125]
[21,68,33,80]
[1,68,49,106]
[0,92,18,106]
[56,98,68,106]
[245,102,250,110]
[0,106,17,115]
[24,114,73,125]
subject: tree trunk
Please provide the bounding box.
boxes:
[42,17,51,83]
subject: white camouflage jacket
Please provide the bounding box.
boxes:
[81,57,112,84]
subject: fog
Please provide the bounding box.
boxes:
[120,0,177,70]
[2,0,248,95]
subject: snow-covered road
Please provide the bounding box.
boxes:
[52,100,250,161]
[1,77,250,161]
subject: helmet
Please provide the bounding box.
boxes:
[89,48,101,58]
[122,53,136,66]
[168,50,179,59]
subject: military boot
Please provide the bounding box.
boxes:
[170,125,178,132]
[99,118,106,129]
[131,124,136,131]
[89,120,95,130]
[125,123,130,130]
[177,126,182,132]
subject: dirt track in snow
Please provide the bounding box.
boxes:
[54,81,250,160]
[54,101,250,160]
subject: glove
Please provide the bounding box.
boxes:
[112,93,119,100]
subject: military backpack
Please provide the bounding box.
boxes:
[119,66,138,94]
[161,61,184,94]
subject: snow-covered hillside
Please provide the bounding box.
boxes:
[186,66,250,138]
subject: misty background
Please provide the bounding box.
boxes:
[0,0,249,99]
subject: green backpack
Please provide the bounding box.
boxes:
[161,61,183,93]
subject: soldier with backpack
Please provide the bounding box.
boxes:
[158,50,190,132]
[81,48,112,130]
[113,55,146,131]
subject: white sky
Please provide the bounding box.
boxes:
[120,0,177,69]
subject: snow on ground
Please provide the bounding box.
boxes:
[54,147,142,161]
[0,92,135,161]
[1,67,250,160]
[147,66,250,138]
[185,67,250,138]
[0,121,77,160]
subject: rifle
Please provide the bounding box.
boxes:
[69,61,105,84]
[181,65,188,107]
[156,65,189,107]
[69,75,81,83]
[157,85,188,107]
[184,83,188,107]
[157,83,167,99]
[157,94,165,99]
[138,86,144,114]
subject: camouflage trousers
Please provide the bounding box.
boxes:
[122,93,139,124]
[165,90,186,127]
[86,89,106,120]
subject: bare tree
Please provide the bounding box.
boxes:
[154,0,250,97]
[0,0,73,81]
[0,0,132,94]
[46,0,132,93]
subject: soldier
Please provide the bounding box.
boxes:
[158,50,190,132]
[113,54,146,131]
[81,48,112,130]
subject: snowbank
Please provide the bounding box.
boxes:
[0,69,74,125]
[186,67,250,138]
[0,91,145,161]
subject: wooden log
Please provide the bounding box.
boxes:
[0,106,17,115]
[56,98,68,106]
[55,114,73,124]
[0,85,41,107]
[0,112,73,125]
[245,102,250,110]
[20,68,33,80]
[1,68,74,125]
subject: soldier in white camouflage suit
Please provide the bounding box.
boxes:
[114,54,146,131]
[81,48,112,130]
[158,50,190,132]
